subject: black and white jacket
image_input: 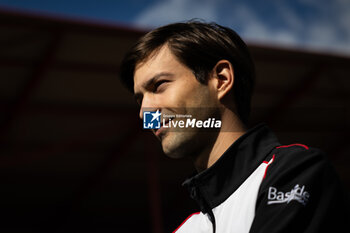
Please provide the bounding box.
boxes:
[174,124,349,233]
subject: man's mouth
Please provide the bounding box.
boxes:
[154,117,173,137]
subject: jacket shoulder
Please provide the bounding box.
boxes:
[267,144,329,179]
[250,144,349,232]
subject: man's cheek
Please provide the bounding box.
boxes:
[167,94,186,108]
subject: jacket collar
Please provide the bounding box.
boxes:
[182,123,280,213]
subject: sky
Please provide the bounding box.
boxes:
[0,0,349,55]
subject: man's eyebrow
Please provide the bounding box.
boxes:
[134,72,174,99]
[142,72,174,89]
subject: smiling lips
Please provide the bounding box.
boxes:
[154,117,173,137]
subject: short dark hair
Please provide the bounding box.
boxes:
[120,21,255,124]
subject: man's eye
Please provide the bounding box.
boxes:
[154,80,168,92]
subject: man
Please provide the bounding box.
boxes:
[120,21,349,232]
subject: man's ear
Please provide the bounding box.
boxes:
[211,60,234,100]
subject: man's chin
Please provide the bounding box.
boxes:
[161,141,184,159]
[160,132,194,159]
[162,148,185,159]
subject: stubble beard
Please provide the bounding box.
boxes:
[160,128,218,161]
[159,107,221,160]
[160,129,199,159]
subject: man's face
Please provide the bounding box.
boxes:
[134,45,219,158]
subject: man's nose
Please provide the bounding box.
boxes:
[139,94,159,119]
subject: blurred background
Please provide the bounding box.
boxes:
[0,0,349,232]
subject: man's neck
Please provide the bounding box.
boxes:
[193,112,246,172]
